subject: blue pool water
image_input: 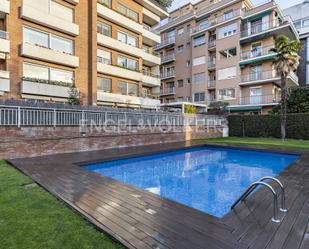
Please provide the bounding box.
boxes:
[84,147,299,217]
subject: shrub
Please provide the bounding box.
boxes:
[228,114,309,139]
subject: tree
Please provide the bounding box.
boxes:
[185,105,197,114]
[270,35,301,140]
[67,86,80,105]
[155,0,173,7]
[208,101,229,115]
[272,87,309,114]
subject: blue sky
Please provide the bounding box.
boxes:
[170,0,303,11]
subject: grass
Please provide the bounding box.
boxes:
[0,161,123,249]
[195,137,309,151]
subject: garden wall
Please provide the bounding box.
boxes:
[228,114,309,139]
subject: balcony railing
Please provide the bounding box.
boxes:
[208,39,216,48]
[193,9,242,34]
[208,58,216,68]
[240,45,275,60]
[161,53,176,63]
[0,30,9,40]
[160,87,175,95]
[142,70,160,78]
[154,36,176,50]
[161,71,175,79]
[208,80,216,88]
[239,94,280,105]
[241,70,278,83]
[97,0,111,8]
[241,18,286,38]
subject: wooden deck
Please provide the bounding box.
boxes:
[9,142,309,249]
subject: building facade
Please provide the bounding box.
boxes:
[0,0,168,108]
[284,1,309,86]
[155,0,299,114]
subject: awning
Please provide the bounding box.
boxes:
[226,106,262,111]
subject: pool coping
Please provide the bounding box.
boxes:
[8,141,309,249]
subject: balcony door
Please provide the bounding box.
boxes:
[250,65,262,81]
[251,43,262,58]
[250,18,262,35]
[250,87,262,105]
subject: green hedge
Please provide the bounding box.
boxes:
[228,114,309,139]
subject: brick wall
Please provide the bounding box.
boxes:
[0,125,223,159]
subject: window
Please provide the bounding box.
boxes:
[117,81,138,96]
[219,47,237,58]
[193,35,206,47]
[250,18,263,34]
[187,78,191,84]
[193,72,205,84]
[294,20,301,29]
[199,21,209,30]
[97,77,112,92]
[178,79,184,87]
[218,88,235,100]
[97,49,111,64]
[186,60,191,67]
[178,45,184,53]
[194,92,205,102]
[303,18,309,27]
[117,56,138,70]
[178,28,184,35]
[97,22,111,37]
[193,56,206,66]
[178,97,184,102]
[23,27,73,54]
[250,65,262,81]
[23,63,73,84]
[99,0,111,8]
[117,31,138,47]
[117,4,138,22]
[218,67,237,80]
[218,23,237,39]
[223,10,234,21]
[251,43,262,57]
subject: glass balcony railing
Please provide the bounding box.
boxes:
[154,36,176,50]
[208,80,216,88]
[208,58,216,68]
[239,94,280,105]
[160,87,175,95]
[161,71,175,79]
[240,45,275,60]
[241,70,279,83]
[161,53,176,63]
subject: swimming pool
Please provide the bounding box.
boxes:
[84,146,299,217]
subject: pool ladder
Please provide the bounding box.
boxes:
[231,177,287,223]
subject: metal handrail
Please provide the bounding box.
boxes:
[231,181,280,223]
[258,177,287,212]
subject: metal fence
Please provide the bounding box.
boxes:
[0,105,226,127]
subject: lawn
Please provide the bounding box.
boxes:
[0,161,123,249]
[195,137,309,151]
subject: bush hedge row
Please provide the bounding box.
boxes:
[228,114,309,139]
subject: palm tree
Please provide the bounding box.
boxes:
[270,35,301,140]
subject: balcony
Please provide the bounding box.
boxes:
[97,63,160,87]
[240,70,298,86]
[0,0,10,15]
[0,30,9,53]
[208,58,216,69]
[161,53,176,64]
[234,94,280,106]
[97,2,160,45]
[208,40,216,49]
[192,9,242,36]
[240,46,276,65]
[97,33,160,66]
[0,70,10,93]
[97,91,160,108]
[160,87,175,96]
[161,70,175,80]
[154,36,176,50]
[208,80,216,89]
[21,4,79,36]
[21,43,79,68]
[240,17,299,43]
[21,80,72,98]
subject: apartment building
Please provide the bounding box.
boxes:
[155,0,299,114]
[0,0,168,109]
[284,1,309,86]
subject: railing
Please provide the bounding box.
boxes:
[238,94,280,105]
[154,36,176,50]
[208,58,216,68]
[241,18,287,38]
[142,70,160,78]
[241,70,278,83]
[208,80,216,88]
[0,30,9,40]
[161,71,175,79]
[208,39,216,48]
[240,45,275,60]
[161,53,176,63]
[0,105,226,127]
[97,0,112,8]
[160,87,175,95]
